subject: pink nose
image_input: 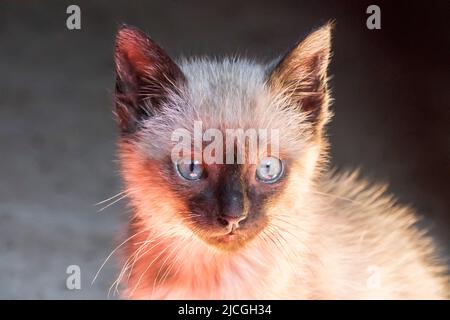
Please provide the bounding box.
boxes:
[218,215,247,230]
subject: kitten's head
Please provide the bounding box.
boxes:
[114,24,332,251]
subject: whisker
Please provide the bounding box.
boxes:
[112,233,170,296]
[97,194,129,213]
[94,191,127,206]
[158,243,188,284]
[92,230,147,285]
[151,240,184,296]
[128,239,179,298]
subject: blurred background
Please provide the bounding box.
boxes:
[0,0,448,299]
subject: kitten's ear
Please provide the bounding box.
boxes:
[114,25,185,133]
[267,23,332,130]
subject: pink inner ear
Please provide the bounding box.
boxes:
[114,26,186,133]
[116,28,158,74]
[115,25,187,82]
[121,41,148,70]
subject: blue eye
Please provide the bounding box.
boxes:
[176,160,204,181]
[256,157,284,183]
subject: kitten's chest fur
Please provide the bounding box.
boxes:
[124,225,310,299]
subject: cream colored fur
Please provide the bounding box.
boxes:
[113,24,449,299]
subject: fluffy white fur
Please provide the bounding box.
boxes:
[112,24,449,299]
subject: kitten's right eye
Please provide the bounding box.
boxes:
[255,156,284,183]
[176,160,204,181]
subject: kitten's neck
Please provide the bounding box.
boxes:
[124,228,300,299]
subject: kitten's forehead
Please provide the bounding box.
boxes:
[137,58,314,159]
[181,58,266,97]
[180,58,267,126]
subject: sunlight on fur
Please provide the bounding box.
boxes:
[102,22,450,299]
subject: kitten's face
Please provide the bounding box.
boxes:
[163,157,289,251]
[115,24,332,251]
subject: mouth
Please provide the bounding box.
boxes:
[208,232,244,251]
[202,227,259,252]
[187,216,268,252]
[218,230,238,242]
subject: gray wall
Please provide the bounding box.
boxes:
[0,0,448,298]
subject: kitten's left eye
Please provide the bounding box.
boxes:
[176,160,204,181]
[256,157,284,183]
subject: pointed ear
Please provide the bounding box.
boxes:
[267,23,333,131]
[114,25,185,134]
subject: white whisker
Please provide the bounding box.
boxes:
[92,230,147,285]
[97,194,129,213]
[94,191,127,206]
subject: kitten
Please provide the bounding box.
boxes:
[112,23,449,299]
